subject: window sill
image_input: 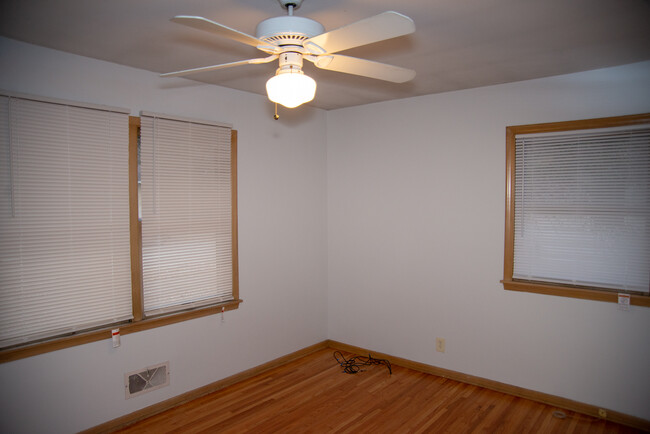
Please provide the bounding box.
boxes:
[0,299,243,363]
[502,280,649,307]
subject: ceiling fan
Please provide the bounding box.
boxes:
[162,0,416,109]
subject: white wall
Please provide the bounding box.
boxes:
[0,37,328,434]
[327,61,650,420]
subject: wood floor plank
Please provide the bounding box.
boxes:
[115,349,645,433]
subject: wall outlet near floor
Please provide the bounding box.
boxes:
[436,337,445,353]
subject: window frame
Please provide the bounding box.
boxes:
[502,113,650,307]
[0,116,240,362]
[137,114,237,316]
[0,94,134,348]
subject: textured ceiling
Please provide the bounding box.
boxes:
[1,0,650,110]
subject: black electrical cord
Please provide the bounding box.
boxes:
[333,351,392,375]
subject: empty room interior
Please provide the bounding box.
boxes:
[0,0,649,432]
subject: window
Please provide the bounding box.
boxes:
[0,94,239,361]
[0,93,133,348]
[138,113,237,316]
[502,113,650,306]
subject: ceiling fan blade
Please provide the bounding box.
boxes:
[171,15,272,50]
[161,55,278,78]
[303,11,415,55]
[309,54,415,83]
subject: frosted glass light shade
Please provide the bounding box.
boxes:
[266,71,316,108]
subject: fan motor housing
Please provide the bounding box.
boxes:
[256,16,324,45]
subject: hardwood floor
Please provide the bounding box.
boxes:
[116,349,643,433]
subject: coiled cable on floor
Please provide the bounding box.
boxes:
[333,351,392,375]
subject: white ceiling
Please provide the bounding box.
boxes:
[1,0,649,110]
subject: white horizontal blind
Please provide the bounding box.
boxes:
[513,125,650,293]
[140,114,233,315]
[0,94,132,348]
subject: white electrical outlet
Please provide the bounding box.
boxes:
[436,337,445,353]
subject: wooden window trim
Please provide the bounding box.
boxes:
[0,116,241,363]
[502,113,650,307]
[130,116,144,321]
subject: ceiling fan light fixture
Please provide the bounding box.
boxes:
[266,68,316,108]
[164,8,416,110]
